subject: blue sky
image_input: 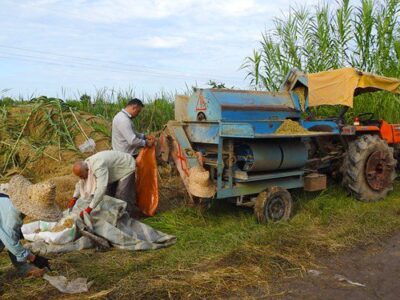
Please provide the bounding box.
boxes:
[0,0,322,99]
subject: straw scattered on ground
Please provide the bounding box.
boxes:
[2,183,399,299]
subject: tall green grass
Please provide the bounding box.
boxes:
[242,0,400,122]
[65,88,175,133]
[1,88,175,135]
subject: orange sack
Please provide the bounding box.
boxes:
[135,146,159,216]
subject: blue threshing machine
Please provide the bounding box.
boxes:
[159,69,400,222]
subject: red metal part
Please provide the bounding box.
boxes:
[379,120,400,144]
[177,143,189,177]
[354,125,380,132]
[341,125,356,135]
[365,151,393,191]
[354,120,400,144]
[391,124,400,143]
[379,120,395,143]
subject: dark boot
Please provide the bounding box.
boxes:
[7,251,45,278]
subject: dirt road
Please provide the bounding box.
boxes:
[274,232,400,299]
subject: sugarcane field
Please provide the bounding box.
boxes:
[1,0,400,299]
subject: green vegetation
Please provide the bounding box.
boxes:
[65,88,174,134]
[1,89,175,136]
[1,184,400,298]
[242,0,400,122]
[53,89,174,134]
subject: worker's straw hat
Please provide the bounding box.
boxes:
[188,166,216,198]
[8,175,61,221]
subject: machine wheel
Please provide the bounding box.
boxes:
[342,134,397,202]
[254,187,293,224]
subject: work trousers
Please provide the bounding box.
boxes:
[0,240,33,276]
[106,172,136,215]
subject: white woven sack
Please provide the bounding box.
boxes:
[22,220,77,245]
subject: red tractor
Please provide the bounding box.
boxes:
[338,118,399,201]
[299,68,400,202]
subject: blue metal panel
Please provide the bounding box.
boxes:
[252,120,283,135]
[187,90,221,121]
[221,110,300,122]
[290,91,303,111]
[211,90,294,108]
[217,176,304,199]
[186,88,300,122]
[217,137,224,192]
[234,170,304,182]
[185,123,220,144]
[220,123,255,138]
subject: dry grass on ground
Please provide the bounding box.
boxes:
[1,181,400,299]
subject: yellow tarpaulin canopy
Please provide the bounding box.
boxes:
[307,68,400,108]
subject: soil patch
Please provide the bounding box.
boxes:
[273,232,400,299]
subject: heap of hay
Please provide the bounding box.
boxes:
[0,101,110,182]
[275,119,310,135]
[0,101,112,209]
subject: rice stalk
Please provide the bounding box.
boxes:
[1,106,36,173]
[69,106,90,141]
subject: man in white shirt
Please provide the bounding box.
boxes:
[112,98,155,156]
[69,150,136,216]
[110,99,155,216]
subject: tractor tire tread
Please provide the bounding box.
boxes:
[342,134,396,202]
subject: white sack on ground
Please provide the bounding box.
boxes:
[22,220,77,245]
[23,195,176,254]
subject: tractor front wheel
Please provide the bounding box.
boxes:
[254,187,293,224]
[342,134,396,202]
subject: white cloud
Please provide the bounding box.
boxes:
[137,36,186,48]
[208,0,266,17]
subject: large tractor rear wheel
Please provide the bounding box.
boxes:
[342,134,396,202]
